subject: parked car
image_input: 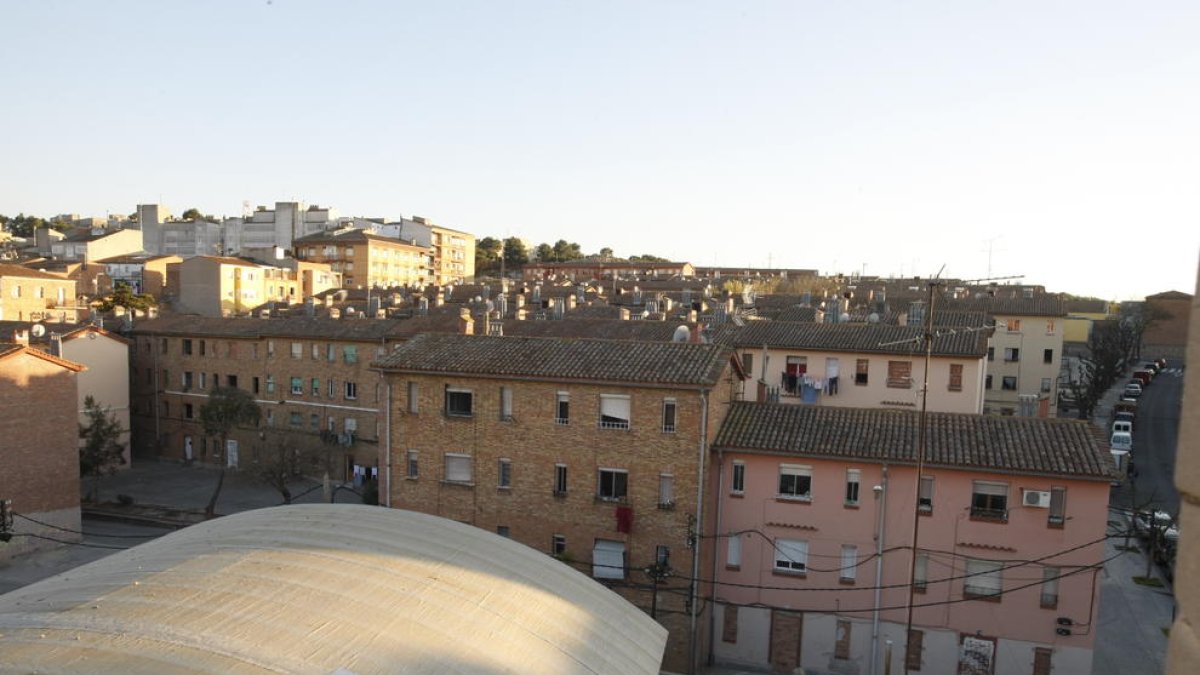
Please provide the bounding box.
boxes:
[1132,370,1153,387]
[1111,431,1133,454]
[1143,361,1162,374]
[1112,420,1133,436]
[1123,382,1143,398]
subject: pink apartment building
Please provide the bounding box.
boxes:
[709,402,1113,675]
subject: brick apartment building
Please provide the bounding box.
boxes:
[128,315,456,483]
[372,332,745,673]
[0,336,85,560]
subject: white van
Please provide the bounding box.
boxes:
[1111,431,1133,453]
[1112,420,1133,436]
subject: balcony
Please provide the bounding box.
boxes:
[969,506,1008,522]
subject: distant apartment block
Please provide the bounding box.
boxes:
[293,228,427,289]
[48,227,142,263]
[136,204,224,257]
[523,260,695,282]
[384,216,475,285]
[173,256,339,317]
[0,264,79,322]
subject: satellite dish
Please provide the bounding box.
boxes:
[868,312,880,323]
[31,324,46,337]
[840,312,851,323]
[672,325,691,342]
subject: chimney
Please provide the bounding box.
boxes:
[687,309,697,323]
[515,294,525,308]
[49,333,64,357]
[567,295,577,311]
[619,308,630,321]
[516,307,526,321]
[11,328,29,345]
[435,291,445,307]
[459,308,474,335]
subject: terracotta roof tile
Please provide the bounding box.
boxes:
[713,401,1114,480]
[709,321,988,358]
[373,333,733,387]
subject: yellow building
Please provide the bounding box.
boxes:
[173,256,339,317]
[294,228,428,289]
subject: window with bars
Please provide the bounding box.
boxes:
[662,398,677,433]
[855,359,869,385]
[948,363,963,391]
[845,469,860,506]
[555,392,569,425]
[406,450,419,479]
[498,459,512,488]
[1049,487,1066,526]
[970,481,1008,521]
[731,461,745,495]
[598,394,631,429]
[554,464,568,496]
[918,475,934,513]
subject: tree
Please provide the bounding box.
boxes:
[200,387,262,517]
[94,281,156,312]
[598,247,614,260]
[475,237,503,271]
[534,243,554,262]
[248,437,325,505]
[79,396,126,503]
[552,239,583,261]
[181,208,203,221]
[629,254,670,263]
[502,237,529,268]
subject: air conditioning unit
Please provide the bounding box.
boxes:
[1023,490,1052,508]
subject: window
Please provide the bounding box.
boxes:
[266,375,276,394]
[963,558,1003,599]
[1045,321,1056,336]
[184,403,194,419]
[887,360,912,388]
[307,378,318,396]
[407,382,419,414]
[199,372,207,390]
[1002,376,1017,391]
[1004,347,1020,362]
[1040,377,1052,393]
[987,346,994,362]
[948,364,963,392]
[840,545,858,582]
[498,459,512,488]
[1040,566,1059,608]
[914,552,929,592]
[722,605,739,644]
[444,453,472,484]
[855,359,869,385]
[773,538,808,573]
[778,464,812,500]
[291,377,303,395]
[312,343,320,359]
[1006,318,1022,332]
[555,392,569,425]
[310,413,320,429]
[662,399,677,433]
[327,344,336,362]
[741,352,753,376]
[918,475,934,513]
[726,534,742,569]
[201,339,209,356]
[496,526,510,538]
[289,412,302,426]
[658,474,674,508]
[161,338,168,354]
[291,342,302,359]
[599,394,631,429]
[228,374,238,389]
[338,381,354,400]
[445,388,473,416]
[265,409,273,426]
[592,539,626,580]
[1043,348,1054,364]
[554,464,568,496]
[183,371,193,389]
[985,374,993,390]
[731,461,745,494]
[845,469,861,506]
[552,534,566,557]
[183,339,193,355]
[404,450,418,479]
[499,386,513,421]
[597,469,628,502]
[971,481,1008,520]
[253,376,260,394]
[905,629,924,671]
[267,340,275,357]
[1049,487,1066,526]
[328,379,336,397]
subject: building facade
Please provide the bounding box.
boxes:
[173,256,338,317]
[711,402,1114,675]
[373,332,743,673]
[0,264,79,322]
[293,228,427,289]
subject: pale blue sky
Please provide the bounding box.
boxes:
[3,1,1197,300]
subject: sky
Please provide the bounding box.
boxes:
[2,1,1198,301]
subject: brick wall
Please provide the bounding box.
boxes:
[386,369,735,672]
[1168,271,1199,673]
[0,350,82,560]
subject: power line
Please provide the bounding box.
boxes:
[14,512,168,538]
[9,532,132,551]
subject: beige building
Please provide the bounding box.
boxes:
[173,256,339,317]
[373,332,743,672]
[59,325,133,468]
[0,263,79,322]
[716,320,990,415]
[48,227,142,263]
[293,228,426,289]
[97,254,181,299]
[387,217,476,285]
[1167,265,1198,674]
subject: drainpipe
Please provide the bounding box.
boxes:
[870,464,889,675]
[382,372,392,508]
[688,389,710,675]
[708,442,726,666]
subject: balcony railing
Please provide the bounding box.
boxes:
[969,506,1008,522]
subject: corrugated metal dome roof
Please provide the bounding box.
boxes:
[0,505,666,674]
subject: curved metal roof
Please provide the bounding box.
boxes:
[0,505,666,674]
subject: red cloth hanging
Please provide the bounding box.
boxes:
[616,506,634,533]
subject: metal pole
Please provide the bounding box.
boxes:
[870,465,889,675]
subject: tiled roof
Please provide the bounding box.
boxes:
[499,319,692,342]
[713,401,1114,481]
[0,263,68,280]
[774,306,819,323]
[294,229,423,247]
[373,333,733,387]
[1063,298,1110,314]
[940,296,1067,317]
[130,315,456,341]
[0,343,86,372]
[709,321,988,358]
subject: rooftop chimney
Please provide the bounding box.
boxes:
[11,328,29,345]
[459,308,474,335]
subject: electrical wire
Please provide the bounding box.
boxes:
[14,512,169,538]
[9,532,133,550]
